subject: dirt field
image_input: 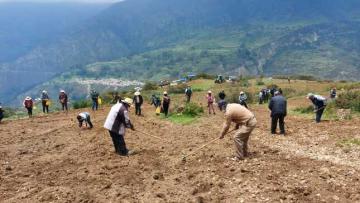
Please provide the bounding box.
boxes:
[1,80,360,202]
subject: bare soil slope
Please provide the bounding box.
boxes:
[1,81,360,202]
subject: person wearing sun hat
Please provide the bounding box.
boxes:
[133,91,143,116]
[239,91,248,109]
[23,96,34,118]
[307,93,327,123]
[206,90,216,115]
[162,91,171,117]
[104,97,136,156]
[59,90,68,112]
[41,90,50,114]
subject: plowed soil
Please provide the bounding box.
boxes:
[1,83,360,202]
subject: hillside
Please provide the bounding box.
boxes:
[1,79,360,202]
[2,0,360,105]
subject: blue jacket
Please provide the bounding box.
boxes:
[269,95,287,116]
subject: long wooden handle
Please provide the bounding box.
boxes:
[135,129,165,141]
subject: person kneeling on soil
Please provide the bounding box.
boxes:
[219,103,257,161]
[77,112,93,129]
[307,93,327,123]
[0,106,4,123]
[104,98,136,156]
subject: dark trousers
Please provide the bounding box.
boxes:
[109,131,128,155]
[135,103,142,115]
[42,100,49,113]
[26,107,33,117]
[61,103,68,111]
[163,104,169,117]
[316,108,325,123]
[271,114,285,134]
[186,95,191,103]
[92,100,98,111]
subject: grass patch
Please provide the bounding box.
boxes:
[191,80,214,91]
[337,139,360,147]
[166,114,198,125]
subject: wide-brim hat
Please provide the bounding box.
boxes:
[25,96,32,100]
[121,97,133,105]
[163,91,168,95]
[42,90,47,93]
[134,91,141,96]
[240,91,244,95]
[60,90,65,93]
[208,90,212,94]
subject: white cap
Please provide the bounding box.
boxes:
[163,91,168,95]
[240,91,244,95]
[134,91,141,96]
[25,96,32,100]
[60,90,65,93]
[208,90,212,94]
[121,97,133,105]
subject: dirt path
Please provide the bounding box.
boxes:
[1,98,360,202]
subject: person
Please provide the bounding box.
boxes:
[90,90,99,111]
[0,106,4,123]
[41,90,50,113]
[258,91,264,104]
[218,90,227,111]
[77,112,93,129]
[23,96,34,118]
[162,91,171,117]
[330,87,337,99]
[307,93,327,123]
[104,98,135,156]
[151,94,161,108]
[219,103,257,161]
[206,91,216,115]
[59,90,68,111]
[287,77,291,84]
[112,92,122,104]
[239,91,248,109]
[270,87,277,98]
[185,86,193,103]
[268,91,287,135]
[133,91,143,116]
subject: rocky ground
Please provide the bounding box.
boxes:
[1,80,360,202]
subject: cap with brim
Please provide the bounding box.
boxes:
[208,91,212,94]
[60,90,65,93]
[121,97,133,105]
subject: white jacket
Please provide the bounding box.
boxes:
[104,102,131,135]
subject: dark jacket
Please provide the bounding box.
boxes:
[269,95,287,116]
[133,95,143,105]
[310,96,326,109]
[59,93,68,103]
[218,91,226,100]
[91,91,99,101]
[0,108,4,119]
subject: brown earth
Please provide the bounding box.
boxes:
[1,80,360,202]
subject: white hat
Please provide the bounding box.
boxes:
[0,106,2,109]
[25,96,31,100]
[163,91,168,95]
[60,90,65,93]
[42,90,47,93]
[121,97,133,105]
[307,93,314,98]
[134,91,140,96]
[240,91,244,95]
[208,90,212,94]
[274,91,280,95]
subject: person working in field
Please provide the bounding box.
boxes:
[307,93,327,123]
[90,89,99,111]
[268,91,287,135]
[59,90,68,112]
[219,103,257,161]
[133,91,143,116]
[41,90,50,114]
[185,86,193,103]
[206,90,216,115]
[104,98,136,156]
[239,91,248,109]
[162,91,171,117]
[77,112,93,129]
[23,96,34,118]
[218,90,227,111]
[0,106,4,123]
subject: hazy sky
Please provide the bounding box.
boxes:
[0,0,122,3]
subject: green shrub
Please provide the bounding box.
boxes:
[3,107,17,118]
[335,90,360,112]
[256,80,265,86]
[73,100,92,109]
[183,102,204,117]
[143,81,158,91]
[281,87,297,98]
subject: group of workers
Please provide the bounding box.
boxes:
[0,83,339,161]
